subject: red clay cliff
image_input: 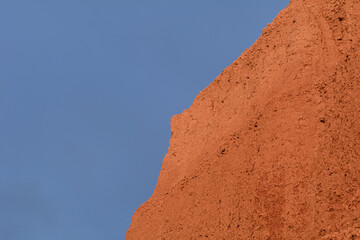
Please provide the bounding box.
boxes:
[126,0,360,239]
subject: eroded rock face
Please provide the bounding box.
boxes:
[126,0,360,239]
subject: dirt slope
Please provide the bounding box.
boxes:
[126,0,360,239]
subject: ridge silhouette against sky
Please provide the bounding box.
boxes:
[0,1,289,239]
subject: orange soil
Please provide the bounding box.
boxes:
[126,0,360,239]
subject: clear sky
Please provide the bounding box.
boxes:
[0,0,289,239]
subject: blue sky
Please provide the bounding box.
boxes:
[0,1,289,239]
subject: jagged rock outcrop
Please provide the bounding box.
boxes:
[126,0,360,239]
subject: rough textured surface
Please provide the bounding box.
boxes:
[126,0,360,239]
